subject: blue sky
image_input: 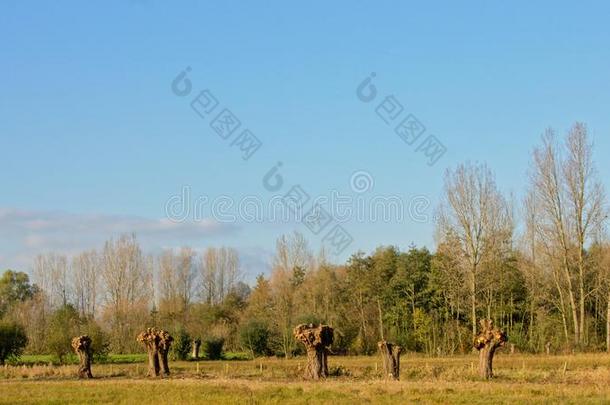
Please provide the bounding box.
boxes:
[2,1,610,279]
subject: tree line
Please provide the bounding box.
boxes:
[1,122,609,361]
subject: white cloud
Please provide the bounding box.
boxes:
[0,208,240,272]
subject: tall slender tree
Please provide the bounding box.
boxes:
[438,162,511,338]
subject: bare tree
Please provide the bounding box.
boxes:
[101,234,152,352]
[176,247,196,311]
[158,247,195,321]
[72,250,100,318]
[270,232,313,357]
[158,250,179,315]
[199,247,240,305]
[200,248,218,305]
[522,191,569,344]
[529,124,606,345]
[590,243,610,351]
[438,162,510,337]
[431,231,469,353]
[530,129,578,343]
[33,253,70,309]
[563,124,606,343]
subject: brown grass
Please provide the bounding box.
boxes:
[1,353,610,403]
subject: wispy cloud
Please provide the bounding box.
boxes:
[0,208,240,272]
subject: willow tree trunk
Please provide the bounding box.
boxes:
[137,328,174,377]
[147,344,161,377]
[378,341,402,380]
[158,330,174,376]
[159,347,170,376]
[294,324,334,380]
[71,336,93,379]
[192,339,201,359]
[474,319,507,380]
[305,344,329,379]
[137,329,161,377]
[478,341,500,379]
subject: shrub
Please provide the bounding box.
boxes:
[202,337,224,360]
[172,328,192,361]
[47,305,80,363]
[83,319,110,362]
[239,321,270,357]
[0,321,27,365]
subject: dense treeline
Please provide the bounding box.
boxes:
[1,123,609,360]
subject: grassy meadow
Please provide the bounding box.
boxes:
[2,353,610,404]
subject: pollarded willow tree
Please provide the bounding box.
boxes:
[157,329,174,376]
[137,328,174,377]
[293,324,334,380]
[137,328,161,377]
[377,340,402,380]
[474,318,507,379]
[71,335,93,379]
[192,337,202,359]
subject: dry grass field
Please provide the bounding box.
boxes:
[2,353,610,404]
